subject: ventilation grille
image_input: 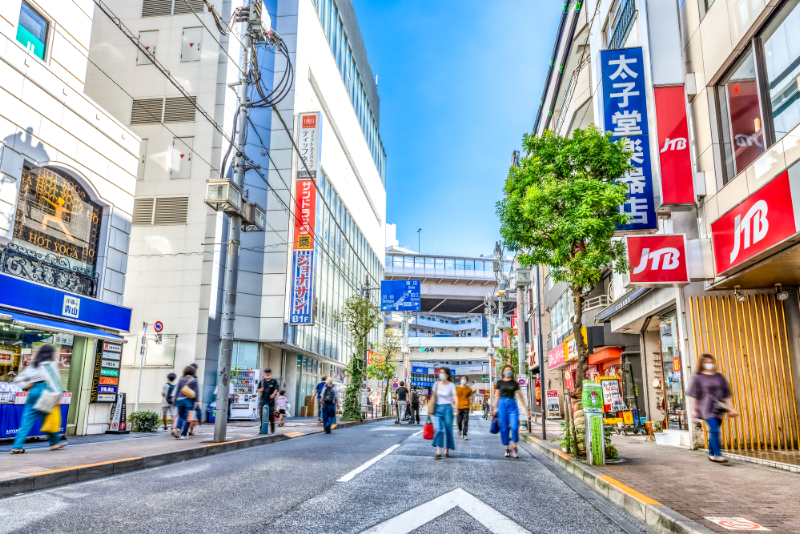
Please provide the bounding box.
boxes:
[132,198,155,226]
[173,0,204,14]
[131,98,164,125]
[163,96,196,123]
[153,197,189,225]
[142,0,173,18]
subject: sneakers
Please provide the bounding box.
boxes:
[457,432,462,438]
[179,435,188,440]
[504,448,510,457]
[172,430,181,438]
[511,447,519,459]
[463,435,468,440]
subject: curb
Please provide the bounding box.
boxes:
[0,416,391,499]
[520,434,716,534]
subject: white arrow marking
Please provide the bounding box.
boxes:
[338,444,400,482]
[363,488,531,534]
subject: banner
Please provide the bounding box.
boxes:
[654,86,694,205]
[546,389,560,418]
[290,250,315,325]
[107,392,129,433]
[91,341,122,403]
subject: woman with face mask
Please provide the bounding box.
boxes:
[493,364,531,458]
[430,367,457,459]
[687,353,738,463]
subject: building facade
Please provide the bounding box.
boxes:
[0,1,139,436]
[534,0,800,451]
[85,0,385,417]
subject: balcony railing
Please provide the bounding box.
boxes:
[582,294,613,312]
[608,0,636,50]
[0,243,98,297]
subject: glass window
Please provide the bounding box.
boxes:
[464,260,474,271]
[415,257,424,270]
[659,309,685,430]
[763,0,800,140]
[404,256,414,268]
[718,51,764,179]
[435,258,444,269]
[17,2,48,61]
[455,259,465,270]
[393,256,403,267]
[425,257,434,268]
[445,258,455,270]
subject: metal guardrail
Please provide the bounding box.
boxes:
[582,294,613,311]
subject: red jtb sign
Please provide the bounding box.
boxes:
[625,234,688,285]
[711,171,797,275]
[654,86,694,205]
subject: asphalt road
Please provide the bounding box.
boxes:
[0,417,651,534]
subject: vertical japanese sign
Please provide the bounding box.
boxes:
[654,86,695,205]
[290,112,322,325]
[601,47,657,232]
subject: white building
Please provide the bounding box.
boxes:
[85,0,386,416]
[0,1,139,435]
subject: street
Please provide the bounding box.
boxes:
[0,417,647,534]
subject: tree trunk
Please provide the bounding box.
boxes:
[570,286,587,457]
[382,380,390,416]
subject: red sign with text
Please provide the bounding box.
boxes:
[293,178,316,250]
[710,171,797,275]
[626,234,689,285]
[654,86,694,205]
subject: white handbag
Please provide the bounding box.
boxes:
[33,365,61,414]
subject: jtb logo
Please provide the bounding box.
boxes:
[660,138,687,152]
[626,235,689,285]
[633,247,681,274]
[729,200,769,263]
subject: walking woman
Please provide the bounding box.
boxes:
[430,367,458,459]
[493,364,531,458]
[173,365,199,439]
[687,353,738,463]
[11,345,66,453]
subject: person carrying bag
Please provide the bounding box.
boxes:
[173,365,199,439]
[11,345,66,453]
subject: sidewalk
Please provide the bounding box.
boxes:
[0,415,388,496]
[524,420,800,533]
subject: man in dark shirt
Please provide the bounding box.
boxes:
[395,381,409,423]
[257,368,279,433]
[410,386,420,425]
[315,376,328,422]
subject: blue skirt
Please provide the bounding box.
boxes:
[432,404,455,450]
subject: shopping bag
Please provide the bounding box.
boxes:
[41,406,61,433]
[422,415,434,440]
[490,415,500,435]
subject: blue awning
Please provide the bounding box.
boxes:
[595,288,653,322]
[1,311,125,342]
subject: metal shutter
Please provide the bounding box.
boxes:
[163,96,196,122]
[153,197,189,225]
[173,0,204,15]
[141,0,173,18]
[131,98,164,125]
[132,198,155,226]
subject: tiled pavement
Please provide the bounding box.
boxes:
[528,419,800,533]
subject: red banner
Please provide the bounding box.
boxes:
[711,171,797,274]
[293,178,316,250]
[654,86,694,205]
[626,234,689,285]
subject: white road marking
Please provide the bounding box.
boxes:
[363,488,531,534]
[412,430,422,436]
[337,444,401,482]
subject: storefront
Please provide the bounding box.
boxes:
[0,273,131,437]
[292,354,346,416]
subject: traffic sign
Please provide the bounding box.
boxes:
[392,376,398,383]
[381,280,421,312]
[518,378,527,386]
[154,321,164,333]
[392,382,399,389]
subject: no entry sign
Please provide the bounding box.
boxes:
[705,518,770,531]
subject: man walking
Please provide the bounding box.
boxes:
[410,386,421,425]
[395,381,409,423]
[161,373,177,430]
[456,377,473,439]
[321,377,340,433]
[257,368,279,433]
[315,376,327,423]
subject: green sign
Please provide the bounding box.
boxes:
[590,415,604,466]
[100,368,120,377]
[582,380,603,413]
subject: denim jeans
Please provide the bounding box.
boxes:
[706,417,722,457]
[497,397,520,446]
[12,382,61,449]
[323,402,336,432]
[176,398,195,436]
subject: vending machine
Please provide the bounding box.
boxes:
[230,368,260,420]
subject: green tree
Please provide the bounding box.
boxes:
[366,328,402,416]
[497,125,632,453]
[335,294,383,421]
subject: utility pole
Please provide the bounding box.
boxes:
[417,228,422,253]
[213,10,253,444]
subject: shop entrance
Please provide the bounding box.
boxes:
[657,308,686,430]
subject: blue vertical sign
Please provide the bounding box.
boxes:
[600,47,657,232]
[290,250,315,324]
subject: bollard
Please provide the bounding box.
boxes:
[260,405,269,435]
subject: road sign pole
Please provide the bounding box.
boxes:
[135,321,147,412]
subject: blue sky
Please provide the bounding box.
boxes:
[351,0,564,257]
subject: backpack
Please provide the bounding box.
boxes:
[322,385,336,403]
[411,391,420,404]
[166,383,176,404]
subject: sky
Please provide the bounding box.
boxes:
[350,0,564,257]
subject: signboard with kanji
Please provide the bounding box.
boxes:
[600,46,657,233]
[380,280,421,312]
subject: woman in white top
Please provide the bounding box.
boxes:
[430,367,458,459]
[12,345,66,453]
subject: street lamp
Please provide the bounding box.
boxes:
[205,179,243,215]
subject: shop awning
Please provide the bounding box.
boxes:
[4,311,125,342]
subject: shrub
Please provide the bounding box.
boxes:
[128,411,161,432]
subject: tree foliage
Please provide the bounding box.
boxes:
[366,328,401,416]
[335,294,383,421]
[496,125,632,401]
[495,327,519,373]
